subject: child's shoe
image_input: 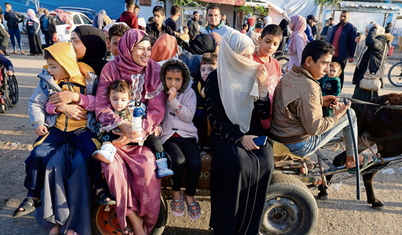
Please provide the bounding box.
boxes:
[186,199,201,220]
[92,143,116,164]
[156,158,174,178]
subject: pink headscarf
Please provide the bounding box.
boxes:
[27,9,39,24]
[115,29,161,95]
[288,15,307,55]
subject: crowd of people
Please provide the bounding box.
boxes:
[2,1,394,234]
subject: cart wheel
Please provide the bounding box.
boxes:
[4,75,19,107]
[0,103,7,113]
[260,172,318,235]
[91,192,168,235]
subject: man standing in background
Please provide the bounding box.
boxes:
[205,5,232,36]
[40,9,56,48]
[165,4,180,35]
[4,3,25,55]
[328,10,357,89]
[222,14,230,27]
[119,0,139,29]
[187,11,200,40]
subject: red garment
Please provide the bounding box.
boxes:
[252,52,282,129]
[332,24,343,57]
[119,11,138,29]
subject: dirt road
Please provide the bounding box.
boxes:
[0,44,401,235]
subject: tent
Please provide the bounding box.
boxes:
[2,0,123,20]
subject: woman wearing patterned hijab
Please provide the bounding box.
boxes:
[95,29,166,235]
[205,30,274,234]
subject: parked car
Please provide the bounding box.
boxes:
[57,7,97,20]
[40,10,92,46]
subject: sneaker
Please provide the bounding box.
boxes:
[156,158,174,178]
[92,143,116,164]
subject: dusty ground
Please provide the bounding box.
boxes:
[0,37,401,235]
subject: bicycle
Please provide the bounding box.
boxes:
[387,59,402,87]
[273,50,289,75]
[0,65,19,113]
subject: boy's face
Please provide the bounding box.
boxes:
[109,35,122,57]
[200,64,216,81]
[258,34,281,57]
[165,70,183,91]
[304,52,332,80]
[104,31,110,51]
[46,59,69,81]
[184,28,189,34]
[109,91,130,111]
[328,66,338,78]
[153,11,165,25]
[134,8,140,16]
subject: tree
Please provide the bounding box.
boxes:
[25,0,41,14]
[314,0,340,38]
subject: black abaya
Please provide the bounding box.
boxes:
[205,70,274,234]
[28,33,42,54]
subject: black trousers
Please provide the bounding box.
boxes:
[332,57,347,89]
[101,131,164,156]
[210,135,274,235]
[163,137,201,196]
[43,30,54,48]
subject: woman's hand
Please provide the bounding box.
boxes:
[323,95,337,108]
[119,122,142,143]
[168,87,177,102]
[50,91,80,106]
[240,135,259,151]
[56,104,87,120]
[256,65,268,88]
[112,131,131,147]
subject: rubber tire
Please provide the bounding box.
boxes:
[4,75,19,107]
[260,172,318,235]
[275,55,289,75]
[0,103,7,113]
[388,61,402,87]
[91,193,168,235]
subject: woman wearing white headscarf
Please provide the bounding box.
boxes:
[26,9,42,55]
[351,23,393,119]
[205,30,274,234]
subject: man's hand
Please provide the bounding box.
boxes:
[35,125,48,136]
[240,135,259,151]
[323,95,337,107]
[6,70,13,76]
[256,65,268,88]
[49,91,80,106]
[333,102,352,117]
[348,58,354,63]
[56,104,87,120]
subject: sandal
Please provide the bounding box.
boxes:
[94,189,116,205]
[170,191,185,217]
[347,153,378,174]
[12,197,42,217]
[186,200,201,220]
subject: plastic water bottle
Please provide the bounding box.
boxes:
[132,107,142,134]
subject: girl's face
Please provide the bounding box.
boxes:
[165,70,183,91]
[109,90,130,111]
[131,40,151,67]
[328,66,339,78]
[70,32,86,59]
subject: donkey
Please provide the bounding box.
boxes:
[318,93,402,209]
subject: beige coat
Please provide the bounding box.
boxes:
[270,66,340,144]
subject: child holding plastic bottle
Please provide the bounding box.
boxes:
[159,58,202,220]
[93,79,173,178]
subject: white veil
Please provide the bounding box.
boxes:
[217,30,261,133]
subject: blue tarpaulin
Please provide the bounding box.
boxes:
[3,0,123,20]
